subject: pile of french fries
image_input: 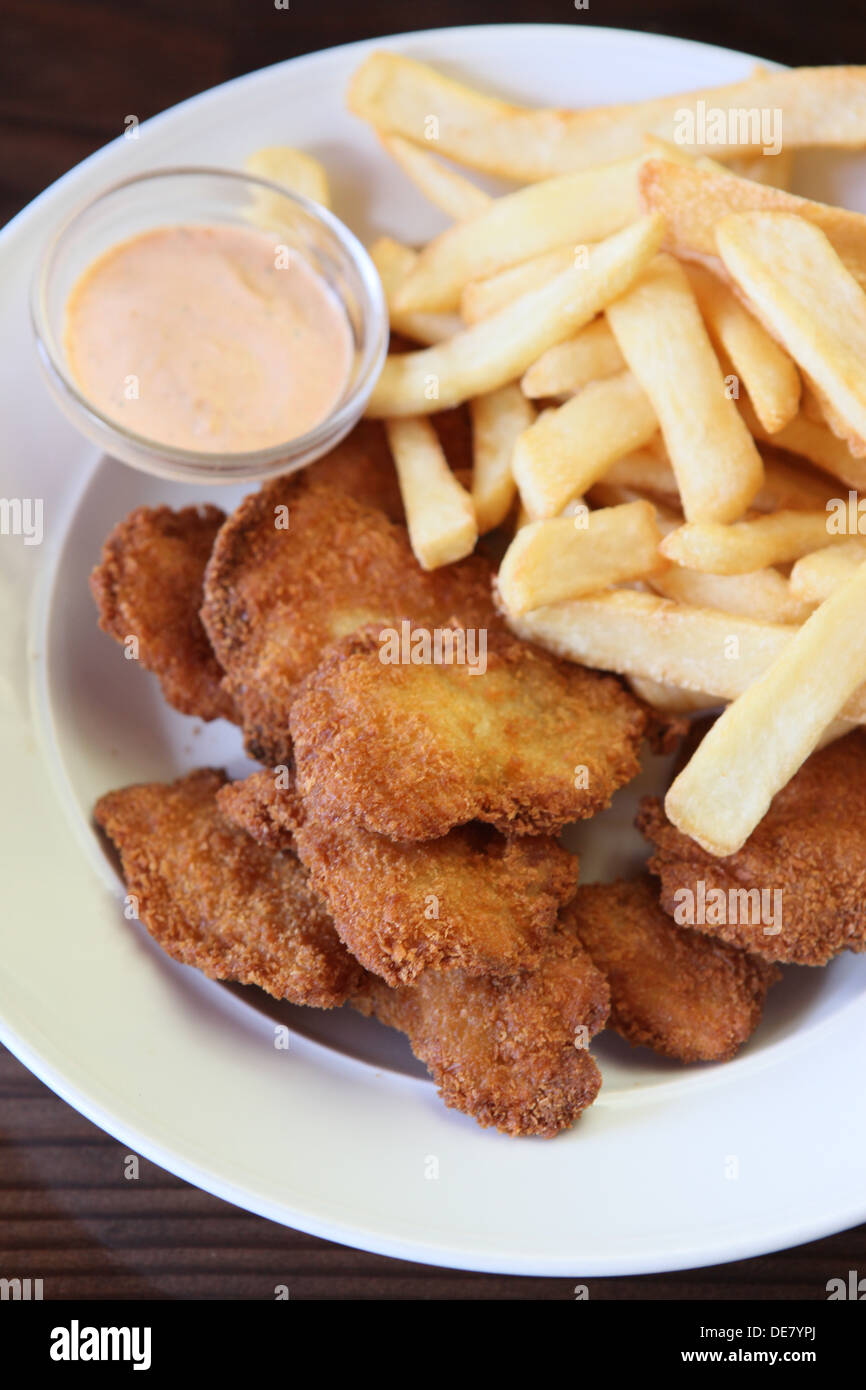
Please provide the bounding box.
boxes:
[248,53,866,862]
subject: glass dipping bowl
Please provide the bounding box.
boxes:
[31,167,388,484]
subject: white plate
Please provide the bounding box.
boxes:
[3,23,866,1278]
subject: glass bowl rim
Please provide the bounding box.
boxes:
[29,164,389,470]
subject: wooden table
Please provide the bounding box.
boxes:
[3,0,864,1298]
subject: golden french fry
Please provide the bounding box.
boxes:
[752,449,840,511]
[520,319,625,397]
[378,133,492,220]
[644,433,831,514]
[712,64,792,189]
[685,263,800,433]
[368,237,462,346]
[640,158,866,292]
[815,718,857,749]
[244,144,331,209]
[789,538,866,601]
[350,54,866,844]
[497,502,663,614]
[603,439,834,515]
[512,372,658,519]
[666,558,866,854]
[717,213,866,456]
[598,447,678,503]
[507,587,866,725]
[461,247,580,325]
[627,674,721,714]
[469,385,535,533]
[716,65,793,185]
[587,480,641,508]
[513,500,533,531]
[385,417,477,569]
[798,380,862,459]
[660,510,835,574]
[742,399,866,492]
[606,254,764,522]
[369,236,419,280]
[348,52,866,180]
[394,160,641,312]
[560,495,590,519]
[643,135,720,170]
[587,482,681,538]
[643,134,784,187]
[633,672,850,739]
[648,562,815,624]
[800,384,827,424]
[642,134,794,190]
[366,214,666,417]
[506,588,794,697]
[724,149,795,189]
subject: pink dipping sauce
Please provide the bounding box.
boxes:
[64,224,354,453]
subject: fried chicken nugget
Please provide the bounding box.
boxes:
[217,769,579,985]
[565,877,778,1062]
[94,768,363,1007]
[289,627,647,841]
[216,768,300,852]
[639,731,866,965]
[90,504,239,723]
[307,418,405,522]
[89,425,409,725]
[95,767,606,1135]
[201,478,500,765]
[350,930,609,1137]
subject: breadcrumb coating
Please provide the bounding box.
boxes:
[305,418,405,522]
[90,504,238,723]
[290,627,647,840]
[96,767,607,1136]
[201,479,500,765]
[351,928,610,1137]
[566,877,778,1061]
[94,768,362,1007]
[218,769,579,985]
[638,731,866,965]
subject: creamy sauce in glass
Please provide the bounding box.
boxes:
[64,224,354,453]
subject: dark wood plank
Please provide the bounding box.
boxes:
[3,1044,865,1299]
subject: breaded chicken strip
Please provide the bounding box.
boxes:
[88,426,410,724]
[90,504,238,723]
[218,769,579,985]
[289,627,646,841]
[201,479,500,765]
[216,768,300,852]
[95,768,605,1136]
[350,930,609,1137]
[565,877,778,1062]
[94,768,362,1007]
[639,733,866,965]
